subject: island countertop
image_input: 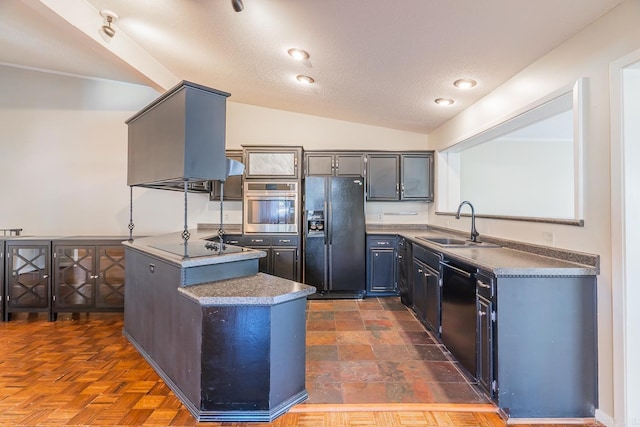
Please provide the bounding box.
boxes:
[178,273,316,306]
[123,230,265,268]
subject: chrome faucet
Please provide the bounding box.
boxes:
[456,201,479,242]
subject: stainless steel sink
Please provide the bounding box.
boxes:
[416,236,500,248]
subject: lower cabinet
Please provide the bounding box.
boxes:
[476,272,495,398]
[4,239,52,321]
[0,239,5,321]
[52,239,125,317]
[366,235,398,296]
[411,243,441,335]
[477,270,598,418]
[240,235,300,282]
[2,237,126,321]
[397,237,412,306]
[411,259,428,321]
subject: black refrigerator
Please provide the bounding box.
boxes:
[303,176,366,296]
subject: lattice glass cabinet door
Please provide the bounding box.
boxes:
[54,245,95,309]
[96,245,125,309]
[5,242,52,319]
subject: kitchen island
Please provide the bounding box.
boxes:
[122,232,316,422]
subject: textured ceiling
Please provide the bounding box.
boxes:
[0,0,625,134]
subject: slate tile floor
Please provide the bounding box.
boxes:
[304,297,489,405]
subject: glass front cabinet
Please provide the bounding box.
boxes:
[4,240,53,321]
[52,239,125,318]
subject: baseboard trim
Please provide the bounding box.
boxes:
[289,403,498,413]
[506,417,599,425]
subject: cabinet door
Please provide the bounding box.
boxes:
[53,245,95,309]
[248,246,271,273]
[96,245,125,309]
[401,153,433,201]
[368,248,397,293]
[211,151,243,201]
[477,295,494,397]
[425,266,440,335]
[272,248,297,281]
[6,243,51,314]
[335,154,365,177]
[305,154,334,176]
[412,259,427,321]
[245,148,300,179]
[367,154,399,200]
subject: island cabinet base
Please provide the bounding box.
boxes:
[123,299,308,422]
[123,246,312,422]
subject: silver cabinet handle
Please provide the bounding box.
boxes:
[43,274,49,279]
[477,280,491,289]
[253,239,264,243]
[417,268,423,273]
[279,239,291,243]
[376,241,389,245]
[478,311,486,317]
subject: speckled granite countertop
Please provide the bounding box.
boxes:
[178,273,316,306]
[123,230,265,268]
[367,225,598,277]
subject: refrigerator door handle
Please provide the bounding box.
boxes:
[323,200,329,245]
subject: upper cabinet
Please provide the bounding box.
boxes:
[243,146,303,180]
[211,150,243,201]
[305,152,365,177]
[366,152,433,201]
[401,153,433,200]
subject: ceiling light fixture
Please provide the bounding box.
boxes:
[453,78,477,89]
[288,48,310,61]
[100,10,118,38]
[296,75,315,84]
[231,0,244,12]
[435,98,454,106]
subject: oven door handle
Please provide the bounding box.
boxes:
[439,261,473,278]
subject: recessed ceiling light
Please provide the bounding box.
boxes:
[296,75,315,84]
[453,79,477,89]
[288,48,310,61]
[435,98,454,106]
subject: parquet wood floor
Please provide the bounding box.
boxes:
[0,312,602,426]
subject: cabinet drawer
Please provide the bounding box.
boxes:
[412,243,441,271]
[222,234,242,245]
[476,272,495,299]
[241,236,272,246]
[367,235,397,248]
[272,236,299,246]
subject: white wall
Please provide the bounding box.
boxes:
[0,65,429,236]
[427,1,640,424]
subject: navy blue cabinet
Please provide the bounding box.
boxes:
[366,235,398,296]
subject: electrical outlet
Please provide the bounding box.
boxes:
[542,231,554,245]
[224,213,229,221]
[377,213,383,221]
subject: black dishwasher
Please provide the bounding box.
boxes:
[440,258,477,377]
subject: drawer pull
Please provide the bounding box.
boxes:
[477,280,491,289]
[376,241,389,245]
[279,239,291,243]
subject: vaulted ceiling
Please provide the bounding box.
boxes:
[0,0,625,134]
